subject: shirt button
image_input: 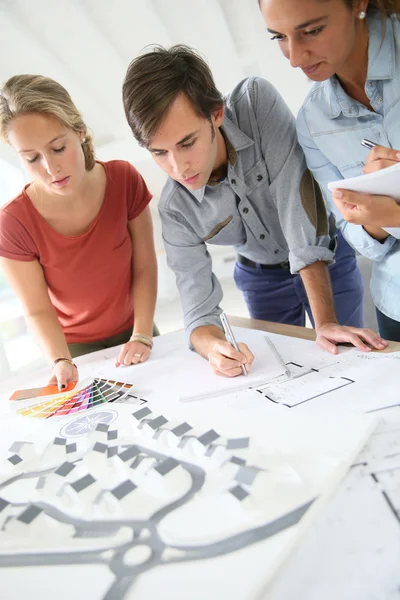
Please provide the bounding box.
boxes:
[231,179,237,185]
[259,234,265,240]
[377,97,382,104]
[348,108,353,114]
[243,207,249,214]
[274,249,279,254]
[256,174,263,181]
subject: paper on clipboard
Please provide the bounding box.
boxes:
[327,162,400,238]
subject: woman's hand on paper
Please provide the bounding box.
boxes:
[362,145,400,174]
[48,361,79,391]
[315,323,388,355]
[332,188,400,229]
[207,340,254,377]
[115,341,151,367]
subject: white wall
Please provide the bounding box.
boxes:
[0,158,25,207]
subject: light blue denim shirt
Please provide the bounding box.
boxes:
[159,77,335,338]
[297,10,400,321]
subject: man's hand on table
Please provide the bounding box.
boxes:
[316,322,388,354]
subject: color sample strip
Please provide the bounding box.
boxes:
[38,392,80,418]
[16,378,134,419]
[96,380,122,403]
[46,388,87,418]
[18,389,78,418]
[52,385,93,417]
[9,381,77,401]
[76,382,96,412]
[65,385,92,415]
[100,379,133,403]
[88,381,108,409]
[100,379,133,390]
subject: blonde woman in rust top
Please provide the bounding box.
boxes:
[0,75,158,390]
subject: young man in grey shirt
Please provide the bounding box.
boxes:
[122,45,386,377]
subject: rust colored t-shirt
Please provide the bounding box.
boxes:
[0,160,152,343]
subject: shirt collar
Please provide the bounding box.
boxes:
[187,114,254,202]
[367,10,394,80]
[329,10,394,119]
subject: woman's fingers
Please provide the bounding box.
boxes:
[116,341,151,367]
[363,146,400,173]
[49,362,78,390]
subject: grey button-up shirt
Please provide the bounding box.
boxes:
[159,77,335,337]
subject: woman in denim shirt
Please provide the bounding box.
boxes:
[260,0,400,341]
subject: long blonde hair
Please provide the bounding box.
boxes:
[0,74,95,171]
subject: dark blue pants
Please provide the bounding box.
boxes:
[376,309,400,341]
[234,232,364,328]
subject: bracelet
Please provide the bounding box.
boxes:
[129,333,153,349]
[52,357,77,369]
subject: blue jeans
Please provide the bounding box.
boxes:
[234,232,364,328]
[376,309,400,341]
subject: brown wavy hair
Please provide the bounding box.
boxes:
[258,0,400,13]
[364,0,400,13]
[0,74,95,171]
[123,45,224,148]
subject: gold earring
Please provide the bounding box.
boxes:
[358,10,366,19]
[82,137,86,143]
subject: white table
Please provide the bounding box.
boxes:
[230,317,400,600]
[1,319,399,600]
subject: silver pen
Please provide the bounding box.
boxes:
[219,312,248,377]
[361,138,378,151]
[263,335,291,379]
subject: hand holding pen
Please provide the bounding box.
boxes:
[361,138,400,174]
[331,138,400,229]
[206,312,254,378]
[220,312,248,377]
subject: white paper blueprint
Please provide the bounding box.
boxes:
[3,328,399,419]
[0,401,376,600]
[263,409,400,600]
[1,326,399,600]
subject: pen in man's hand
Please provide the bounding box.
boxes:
[361,138,378,151]
[219,312,248,377]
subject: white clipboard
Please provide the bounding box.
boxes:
[327,162,400,239]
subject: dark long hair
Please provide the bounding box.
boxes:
[365,0,400,13]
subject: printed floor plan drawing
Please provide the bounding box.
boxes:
[1,329,399,599]
[354,416,400,527]
[256,361,354,408]
[0,402,374,600]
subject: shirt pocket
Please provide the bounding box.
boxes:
[243,158,270,193]
[202,215,245,246]
[316,128,368,178]
[339,160,365,179]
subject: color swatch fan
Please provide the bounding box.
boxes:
[15,378,134,419]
